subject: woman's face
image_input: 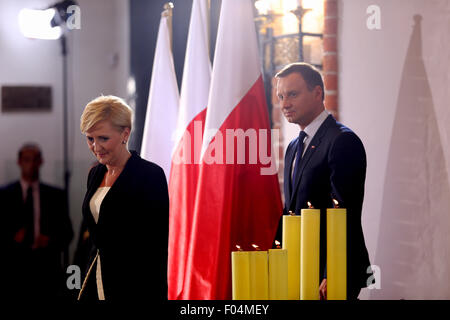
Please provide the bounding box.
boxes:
[85,120,130,166]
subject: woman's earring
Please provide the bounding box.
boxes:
[122,140,127,144]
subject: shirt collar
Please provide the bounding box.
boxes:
[20,178,39,194]
[303,109,329,141]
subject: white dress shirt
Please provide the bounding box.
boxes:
[291,109,330,180]
[89,186,111,300]
[20,179,40,248]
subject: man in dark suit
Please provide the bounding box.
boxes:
[0,143,73,299]
[275,63,371,300]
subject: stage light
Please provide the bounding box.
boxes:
[18,0,78,40]
[18,8,62,40]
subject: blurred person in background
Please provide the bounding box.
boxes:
[0,143,73,299]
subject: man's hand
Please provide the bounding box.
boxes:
[319,278,327,300]
[13,228,26,243]
[35,234,50,248]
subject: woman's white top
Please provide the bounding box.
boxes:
[89,186,111,300]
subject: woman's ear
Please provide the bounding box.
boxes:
[122,127,131,142]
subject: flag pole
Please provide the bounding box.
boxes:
[163,2,174,51]
[206,0,210,57]
[141,0,179,179]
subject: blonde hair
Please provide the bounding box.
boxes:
[80,95,133,133]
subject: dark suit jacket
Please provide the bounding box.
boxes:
[0,180,73,298]
[277,114,371,292]
[79,151,169,301]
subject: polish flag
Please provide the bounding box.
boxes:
[141,7,179,180]
[180,0,283,299]
[168,0,211,300]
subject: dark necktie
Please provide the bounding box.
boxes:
[24,186,34,246]
[292,131,307,188]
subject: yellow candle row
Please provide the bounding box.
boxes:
[231,206,346,300]
[283,207,347,300]
[231,248,288,300]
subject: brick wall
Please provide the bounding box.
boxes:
[323,0,338,119]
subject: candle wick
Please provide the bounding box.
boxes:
[274,240,281,249]
[252,244,260,251]
[332,198,340,208]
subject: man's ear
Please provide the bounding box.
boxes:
[314,85,323,101]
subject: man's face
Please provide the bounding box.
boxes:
[276,72,322,129]
[18,148,42,181]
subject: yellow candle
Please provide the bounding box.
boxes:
[327,207,347,300]
[282,214,301,299]
[231,250,251,300]
[249,249,269,300]
[268,246,288,300]
[300,208,320,300]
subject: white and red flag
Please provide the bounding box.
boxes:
[141,6,179,179]
[168,0,211,300]
[180,0,283,299]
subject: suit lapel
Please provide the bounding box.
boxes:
[94,152,138,226]
[39,184,47,232]
[12,182,24,219]
[284,140,297,209]
[291,115,335,200]
[12,182,23,202]
[84,165,106,227]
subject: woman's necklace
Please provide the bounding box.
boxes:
[105,167,123,186]
[104,152,130,186]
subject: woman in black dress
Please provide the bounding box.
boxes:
[78,95,169,301]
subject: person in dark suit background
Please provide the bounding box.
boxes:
[0,143,73,299]
[275,62,371,300]
[77,95,169,302]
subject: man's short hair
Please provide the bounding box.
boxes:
[275,62,324,101]
[18,143,42,160]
